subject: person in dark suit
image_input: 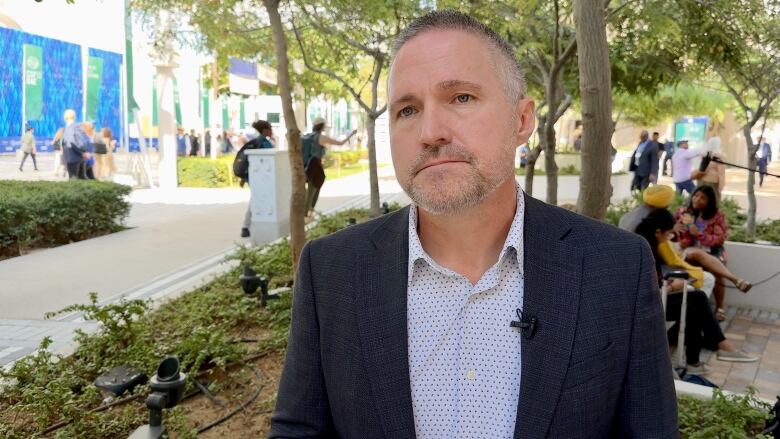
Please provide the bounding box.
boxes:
[630,130,659,191]
[271,10,677,439]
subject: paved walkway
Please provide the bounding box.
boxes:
[0,160,407,367]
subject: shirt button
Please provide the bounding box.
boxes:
[466,370,476,380]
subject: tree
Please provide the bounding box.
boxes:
[290,0,417,217]
[133,0,308,270]
[574,0,613,219]
[264,0,306,271]
[680,0,780,236]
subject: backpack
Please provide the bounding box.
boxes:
[233,138,263,181]
[301,132,319,170]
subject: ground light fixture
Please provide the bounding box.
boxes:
[239,265,276,307]
[128,357,187,439]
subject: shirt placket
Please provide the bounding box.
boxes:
[457,267,500,437]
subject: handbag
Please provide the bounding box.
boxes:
[93,142,108,155]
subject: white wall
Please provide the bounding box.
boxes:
[724,242,780,312]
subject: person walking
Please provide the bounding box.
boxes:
[18,125,38,171]
[302,117,356,217]
[756,136,772,187]
[189,129,201,157]
[101,127,117,180]
[62,109,89,179]
[629,129,658,191]
[51,128,66,178]
[672,139,717,195]
[237,120,275,238]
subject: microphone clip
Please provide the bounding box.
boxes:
[510,308,538,339]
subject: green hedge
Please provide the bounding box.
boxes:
[177,156,236,188]
[0,180,131,258]
[323,150,367,168]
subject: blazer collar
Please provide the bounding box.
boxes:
[514,195,584,438]
[356,207,416,438]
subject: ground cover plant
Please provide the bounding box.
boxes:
[0,180,131,260]
[0,207,382,438]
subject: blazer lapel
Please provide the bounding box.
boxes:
[356,207,416,439]
[515,196,584,439]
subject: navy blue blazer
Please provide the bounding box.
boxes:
[630,140,660,178]
[270,195,677,438]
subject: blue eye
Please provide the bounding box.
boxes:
[456,94,471,103]
[399,106,416,118]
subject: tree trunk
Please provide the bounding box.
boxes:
[543,79,562,205]
[264,0,306,273]
[524,148,541,196]
[574,0,614,219]
[743,126,758,237]
[366,114,380,217]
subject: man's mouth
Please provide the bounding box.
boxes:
[416,159,468,173]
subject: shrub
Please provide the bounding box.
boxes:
[0,180,131,258]
[678,387,772,438]
[322,150,366,168]
[177,156,236,188]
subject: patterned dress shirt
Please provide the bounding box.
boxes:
[407,185,525,438]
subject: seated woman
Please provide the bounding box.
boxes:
[635,209,758,372]
[675,185,751,320]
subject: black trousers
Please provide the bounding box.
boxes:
[631,173,650,191]
[666,290,726,365]
[67,161,86,180]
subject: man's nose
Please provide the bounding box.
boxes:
[418,105,452,148]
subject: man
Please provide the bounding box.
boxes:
[18,125,38,171]
[271,11,676,439]
[62,109,89,179]
[662,139,674,177]
[756,136,772,187]
[671,139,717,195]
[189,129,201,157]
[176,127,189,157]
[629,130,659,191]
[238,120,274,238]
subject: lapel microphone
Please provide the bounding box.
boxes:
[510,308,538,339]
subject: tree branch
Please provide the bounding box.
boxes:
[299,4,385,58]
[552,38,577,79]
[291,18,372,113]
[554,94,573,121]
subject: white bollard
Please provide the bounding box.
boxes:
[245,149,291,244]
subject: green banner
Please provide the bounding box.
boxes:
[152,73,158,127]
[222,97,229,129]
[240,97,246,128]
[173,76,182,126]
[23,44,43,121]
[202,87,210,128]
[125,0,139,123]
[85,56,104,121]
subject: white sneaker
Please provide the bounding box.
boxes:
[717,350,759,363]
[686,363,712,375]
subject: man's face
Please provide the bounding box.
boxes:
[679,141,689,150]
[388,29,534,215]
[640,131,649,141]
[652,133,659,142]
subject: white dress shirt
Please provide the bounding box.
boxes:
[407,186,525,438]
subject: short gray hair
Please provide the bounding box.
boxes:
[391,10,525,104]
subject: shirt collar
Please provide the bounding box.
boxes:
[407,182,525,282]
